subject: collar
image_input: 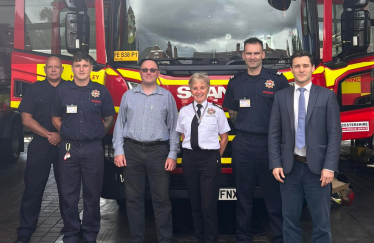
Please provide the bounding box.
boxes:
[134,84,164,95]
[69,80,95,90]
[193,100,208,109]
[294,82,312,92]
[242,66,268,81]
[41,79,66,87]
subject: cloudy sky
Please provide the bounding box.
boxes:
[128,0,303,57]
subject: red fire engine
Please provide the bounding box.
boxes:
[3,0,374,204]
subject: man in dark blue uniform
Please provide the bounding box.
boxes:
[15,56,66,243]
[51,52,115,243]
[223,38,289,243]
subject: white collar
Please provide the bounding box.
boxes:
[294,81,312,92]
[194,99,208,108]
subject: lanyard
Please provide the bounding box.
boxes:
[192,101,209,125]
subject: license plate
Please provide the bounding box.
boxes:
[219,188,237,200]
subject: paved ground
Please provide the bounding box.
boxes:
[1,138,374,242]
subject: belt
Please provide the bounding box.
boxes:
[294,154,307,163]
[125,138,169,146]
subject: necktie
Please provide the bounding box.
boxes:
[296,88,306,149]
[191,104,202,150]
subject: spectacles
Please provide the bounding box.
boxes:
[140,68,158,73]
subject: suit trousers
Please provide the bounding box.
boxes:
[182,149,221,243]
[17,137,60,238]
[280,161,331,243]
[232,132,283,243]
[123,139,173,243]
[58,139,104,243]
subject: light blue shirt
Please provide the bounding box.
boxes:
[112,85,179,160]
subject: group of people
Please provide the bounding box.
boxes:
[14,37,342,243]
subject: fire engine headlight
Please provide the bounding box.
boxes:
[127,81,140,89]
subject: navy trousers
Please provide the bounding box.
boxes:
[280,161,331,243]
[182,149,221,243]
[232,132,283,243]
[58,140,104,243]
[17,137,60,238]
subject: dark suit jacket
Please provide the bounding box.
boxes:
[268,84,342,174]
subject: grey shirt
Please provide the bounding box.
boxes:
[112,85,179,160]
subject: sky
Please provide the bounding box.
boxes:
[128,0,303,56]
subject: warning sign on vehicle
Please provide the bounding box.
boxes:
[341,121,369,132]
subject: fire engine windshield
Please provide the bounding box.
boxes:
[113,0,319,66]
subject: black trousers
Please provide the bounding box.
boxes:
[123,139,173,243]
[58,139,104,243]
[232,132,283,243]
[182,149,221,243]
[17,137,60,238]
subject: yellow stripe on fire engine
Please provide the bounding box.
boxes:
[341,75,362,94]
[36,64,106,85]
[177,158,232,164]
[10,101,20,109]
[324,62,374,87]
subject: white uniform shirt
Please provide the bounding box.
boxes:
[294,82,312,156]
[176,100,231,150]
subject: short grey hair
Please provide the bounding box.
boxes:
[188,72,210,89]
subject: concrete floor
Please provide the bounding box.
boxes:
[1,139,374,242]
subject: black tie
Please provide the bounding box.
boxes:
[191,104,202,150]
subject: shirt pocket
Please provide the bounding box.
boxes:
[34,97,52,113]
[90,102,102,114]
[258,90,274,99]
[201,117,218,138]
[180,117,192,134]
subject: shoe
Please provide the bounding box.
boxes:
[84,241,97,243]
[14,237,30,243]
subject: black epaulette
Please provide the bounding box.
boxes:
[268,69,284,76]
[229,71,243,80]
[212,103,223,109]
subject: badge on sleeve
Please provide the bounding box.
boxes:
[91,90,100,98]
[240,99,251,107]
[66,104,77,113]
[265,80,275,88]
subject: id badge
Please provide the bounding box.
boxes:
[240,99,251,108]
[66,105,78,113]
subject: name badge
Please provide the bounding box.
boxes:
[66,105,77,113]
[240,99,251,108]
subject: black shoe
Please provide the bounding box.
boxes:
[14,237,30,243]
[84,241,96,243]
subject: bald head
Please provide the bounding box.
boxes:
[44,56,63,84]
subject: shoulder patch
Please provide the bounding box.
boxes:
[229,71,243,80]
[212,103,223,109]
[268,69,284,76]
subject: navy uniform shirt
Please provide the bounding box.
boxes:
[51,80,115,141]
[223,67,289,134]
[18,79,67,139]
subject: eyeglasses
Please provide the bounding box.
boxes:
[140,68,158,73]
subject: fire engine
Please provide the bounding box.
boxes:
[2,0,374,205]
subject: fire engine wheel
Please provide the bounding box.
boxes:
[1,124,22,163]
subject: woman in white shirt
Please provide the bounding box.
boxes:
[176,72,230,243]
